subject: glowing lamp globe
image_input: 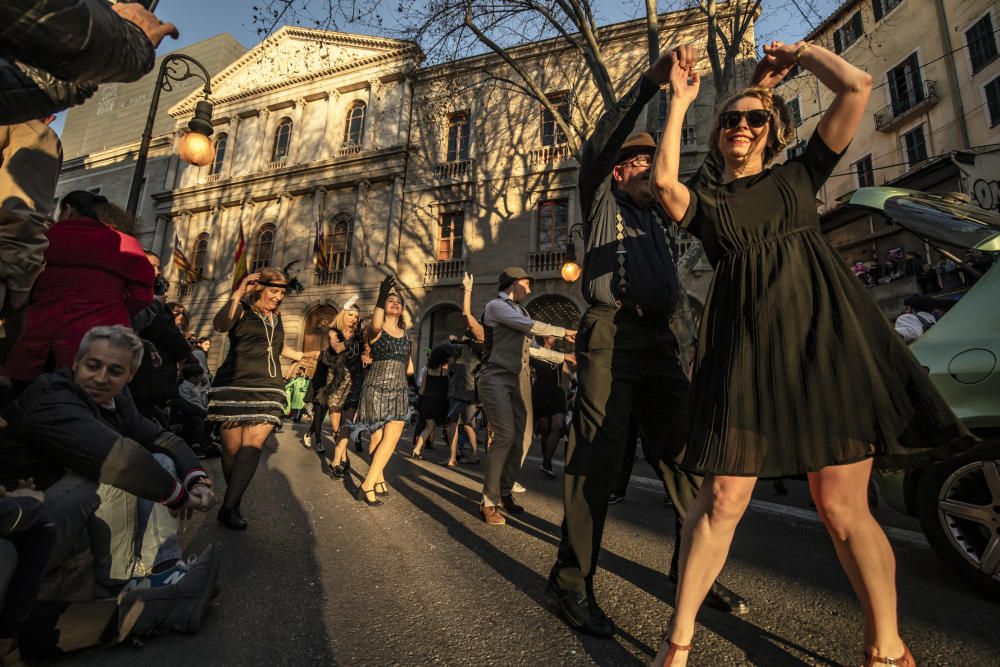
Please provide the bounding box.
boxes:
[178,131,215,166]
[560,260,582,282]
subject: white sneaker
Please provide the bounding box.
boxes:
[512,482,526,493]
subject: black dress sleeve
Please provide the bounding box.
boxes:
[790,131,847,194]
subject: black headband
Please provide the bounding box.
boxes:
[256,280,287,289]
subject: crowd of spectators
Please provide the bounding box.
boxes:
[852,248,995,295]
[0,3,224,664]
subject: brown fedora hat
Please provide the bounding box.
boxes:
[616,132,657,163]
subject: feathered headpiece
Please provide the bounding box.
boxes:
[342,294,360,311]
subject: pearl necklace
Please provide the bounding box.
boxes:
[254,307,278,378]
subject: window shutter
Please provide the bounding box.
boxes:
[851,11,863,39]
[873,0,884,22]
[834,30,843,54]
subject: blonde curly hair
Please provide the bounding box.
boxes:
[709,86,798,166]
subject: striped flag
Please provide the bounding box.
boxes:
[231,221,248,292]
[313,218,330,273]
[172,234,203,283]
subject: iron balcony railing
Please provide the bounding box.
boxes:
[874,80,938,132]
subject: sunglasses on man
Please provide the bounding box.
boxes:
[719,109,772,130]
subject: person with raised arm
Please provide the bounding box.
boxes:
[209,268,318,529]
[349,276,415,506]
[648,41,975,667]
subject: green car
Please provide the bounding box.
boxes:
[849,187,1000,599]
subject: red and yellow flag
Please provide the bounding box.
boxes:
[231,221,248,292]
[172,234,202,283]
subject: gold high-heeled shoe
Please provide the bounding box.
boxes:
[863,642,915,666]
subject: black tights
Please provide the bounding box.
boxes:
[221,447,262,510]
[310,402,329,453]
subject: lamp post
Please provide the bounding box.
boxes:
[560,222,584,282]
[126,54,215,217]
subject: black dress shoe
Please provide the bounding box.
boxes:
[500,494,524,514]
[668,572,750,615]
[545,578,615,638]
[217,507,248,530]
[332,464,345,479]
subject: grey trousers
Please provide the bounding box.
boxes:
[479,364,533,506]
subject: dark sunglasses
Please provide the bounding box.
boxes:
[719,109,771,130]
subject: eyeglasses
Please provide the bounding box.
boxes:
[719,109,771,130]
[621,154,653,168]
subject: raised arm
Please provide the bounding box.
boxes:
[461,272,485,342]
[367,274,396,342]
[765,41,872,153]
[652,49,701,223]
[213,272,257,332]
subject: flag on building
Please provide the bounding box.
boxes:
[172,234,203,283]
[231,221,248,292]
[313,218,330,273]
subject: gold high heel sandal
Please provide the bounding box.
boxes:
[863,643,915,666]
[652,640,691,666]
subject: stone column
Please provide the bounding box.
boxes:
[366,79,382,149]
[325,90,340,158]
[311,187,327,279]
[352,179,371,266]
[290,97,306,164]
[271,193,293,268]
[225,116,240,177]
[254,108,272,172]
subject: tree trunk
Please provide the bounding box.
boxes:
[644,0,660,132]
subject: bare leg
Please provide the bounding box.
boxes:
[368,429,383,456]
[362,421,405,493]
[464,403,479,454]
[447,422,460,465]
[808,458,905,660]
[658,475,756,667]
[413,419,436,457]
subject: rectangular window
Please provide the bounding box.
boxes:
[541,92,569,146]
[873,0,902,22]
[966,14,999,74]
[446,111,470,162]
[888,52,924,115]
[786,142,807,161]
[854,154,875,188]
[537,199,569,252]
[437,211,464,260]
[986,76,1000,127]
[833,11,863,54]
[787,97,803,127]
[902,125,928,167]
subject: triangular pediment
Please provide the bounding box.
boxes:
[171,26,420,115]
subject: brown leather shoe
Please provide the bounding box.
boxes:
[480,502,506,525]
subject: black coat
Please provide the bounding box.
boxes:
[131,300,193,405]
[0,0,156,123]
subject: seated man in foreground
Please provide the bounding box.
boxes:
[0,325,220,658]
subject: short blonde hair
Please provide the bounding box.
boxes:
[331,305,360,335]
[709,86,797,166]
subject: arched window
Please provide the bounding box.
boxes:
[251,223,275,271]
[330,216,352,271]
[193,232,210,277]
[343,102,366,146]
[209,133,227,175]
[271,117,292,163]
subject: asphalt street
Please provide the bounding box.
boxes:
[56,424,998,666]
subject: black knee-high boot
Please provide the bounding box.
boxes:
[222,447,262,510]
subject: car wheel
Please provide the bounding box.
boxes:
[917,441,1000,600]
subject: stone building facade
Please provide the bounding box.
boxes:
[775,0,1000,313]
[126,10,747,369]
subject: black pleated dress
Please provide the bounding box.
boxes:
[208,304,286,428]
[680,133,976,477]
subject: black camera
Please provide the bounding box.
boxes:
[153,275,169,296]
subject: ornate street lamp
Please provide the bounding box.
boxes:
[560,223,584,282]
[126,54,215,216]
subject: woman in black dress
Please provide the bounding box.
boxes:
[650,43,975,666]
[209,268,318,529]
[410,346,450,460]
[531,335,569,478]
[321,301,363,478]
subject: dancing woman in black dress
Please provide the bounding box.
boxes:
[650,43,975,666]
[209,268,318,529]
[532,335,570,478]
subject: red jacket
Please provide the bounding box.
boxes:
[4,216,153,381]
